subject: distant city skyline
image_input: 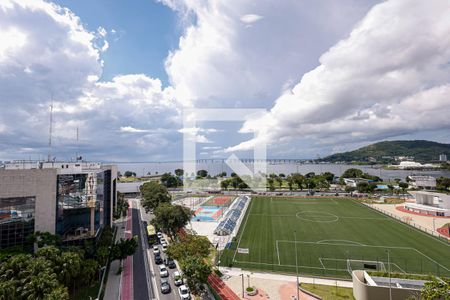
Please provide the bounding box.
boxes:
[1,0,450,162]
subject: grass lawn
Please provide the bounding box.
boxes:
[220,197,450,278]
[301,283,355,300]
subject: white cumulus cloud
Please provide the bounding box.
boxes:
[240,14,263,24]
[229,0,450,152]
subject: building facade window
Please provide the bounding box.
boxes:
[56,171,110,240]
[0,196,35,250]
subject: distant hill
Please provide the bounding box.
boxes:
[322,140,450,163]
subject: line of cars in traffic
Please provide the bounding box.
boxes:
[152,231,192,299]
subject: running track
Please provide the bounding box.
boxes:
[208,273,241,300]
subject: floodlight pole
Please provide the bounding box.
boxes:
[294,231,300,300]
[387,250,392,300]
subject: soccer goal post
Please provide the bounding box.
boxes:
[347,259,386,275]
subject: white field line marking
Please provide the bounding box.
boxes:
[277,240,450,272]
[270,199,338,205]
[393,262,407,274]
[249,214,388,221]
[340,216,390,220]
[233,259,348,272]
[316,239,366,246]
[351,199,450,247]
[232,198,253,263]
[412,248,450,272]
[319,258,326,269]
[276,240,281,265]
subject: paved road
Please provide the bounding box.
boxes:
[132,205,153,300]
[137,199,182,300]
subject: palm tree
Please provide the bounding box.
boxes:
[59,252,82,291]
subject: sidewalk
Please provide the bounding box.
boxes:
[220,267,353,288]
[103,214,128,300]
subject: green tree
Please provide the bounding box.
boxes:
[267,178,275,191]
[123,171,136,177]
[181,256,212,295]
[420,277,450,300]
[341,168,363,178]
[286,175,294,191]
[275,176,283,188]
[356,182,369,193]
[58,252,82,289]
[166,234,211,260]
[399,182,409,197]
[220,179,230,190]
[43,286,69,300]
[152,204,193,238]
[174,168,184,177]
[291,173,304,190]
[197,170,208,178]
[345,186,356,193]
[112,237,138,263]
[322,172,335,183]
[79,259,99,286]
[437,177,450,191]
[161,173,180,188]
[387,184,394,195]
[140,181,171,212]
[28,231,62,248]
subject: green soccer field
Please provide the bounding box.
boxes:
[219,197,450,279]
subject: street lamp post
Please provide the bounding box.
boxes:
[241,274,245,298]
[387,250,392,300]
[294,231,300,300]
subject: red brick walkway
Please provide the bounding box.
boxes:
[437,226,450,238]
[208,274,240,300]
[121,203,133,300]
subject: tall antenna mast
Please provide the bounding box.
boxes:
[48,96,53,162]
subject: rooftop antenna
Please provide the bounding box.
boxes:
[75,126,82,162]
[48,95,54,162]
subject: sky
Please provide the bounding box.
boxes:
[1,0,450,162]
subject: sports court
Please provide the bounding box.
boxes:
[192,196,236,222]
[220,197,450,279]
[203,196,235,207]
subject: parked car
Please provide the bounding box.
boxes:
[178,285,191,300]
[153,245,160,255]
[162,244,168,252]
[165,258,176,269]
[157,231,162,239]
[159,265,169,278]
[154,253,163,264]
[160,278,171,294]
[172,271,183,286]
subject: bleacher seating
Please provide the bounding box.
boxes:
[214,196,249,236]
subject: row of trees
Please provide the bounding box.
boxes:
[140,181,213,295]
[0,223,138,299]
[166,235,212,295]
[141,181,193,238]
[0,246,97,300]
[340,168,382,182]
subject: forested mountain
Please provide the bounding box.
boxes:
[322,140,450,163]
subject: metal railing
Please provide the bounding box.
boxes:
[362,203,449,243]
